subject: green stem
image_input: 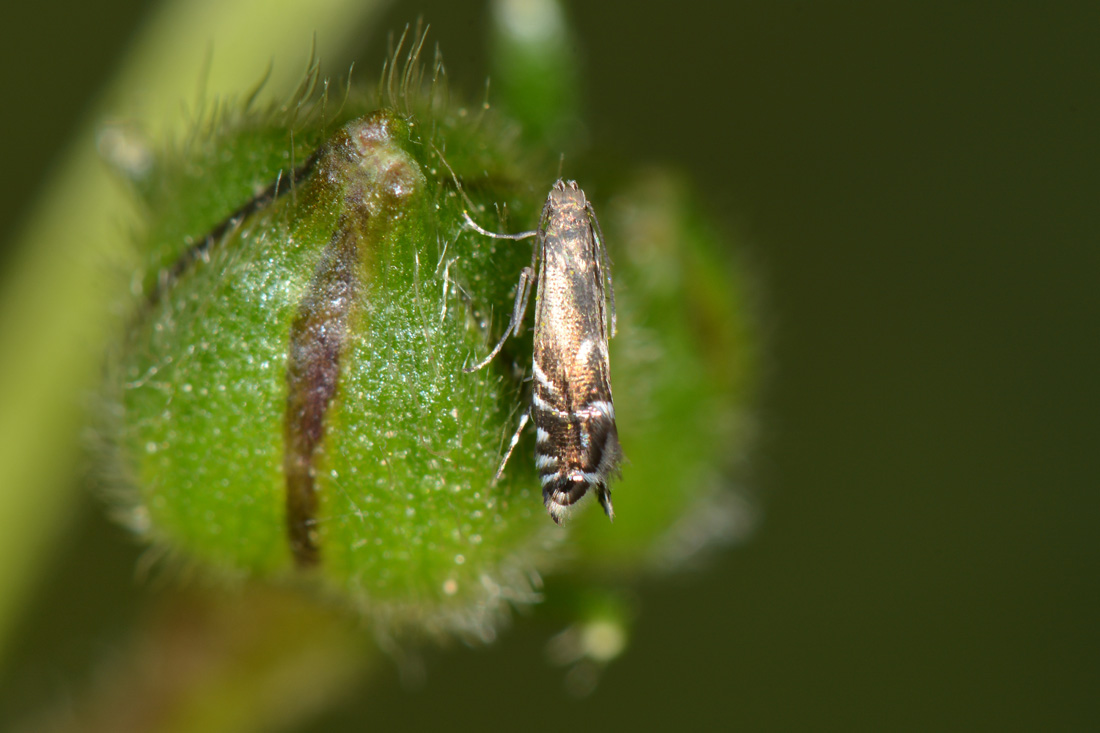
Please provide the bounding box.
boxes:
[18,585,374,733]
[0,0,390,664]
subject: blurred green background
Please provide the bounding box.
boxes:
[1,1,1096,730]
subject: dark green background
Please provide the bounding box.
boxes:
[1,1,1096,730]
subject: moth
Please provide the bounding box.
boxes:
[464,179,622,523]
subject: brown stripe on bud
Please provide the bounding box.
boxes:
[284,218,360,567]
[148,155,322,309]
[283,111,425,567]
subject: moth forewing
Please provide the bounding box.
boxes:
[464,179,622,524]
[585,197,616,340]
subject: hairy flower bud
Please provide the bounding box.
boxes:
[113,57,757,641]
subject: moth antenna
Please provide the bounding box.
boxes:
[461,212,538,241]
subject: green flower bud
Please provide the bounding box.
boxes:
[113,48,757,641]
[118,77,562,636]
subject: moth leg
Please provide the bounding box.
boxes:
[512,224,541,338]
[463,265,534,373]
[491,410,530,485]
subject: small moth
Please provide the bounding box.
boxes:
[464,179,622,524]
